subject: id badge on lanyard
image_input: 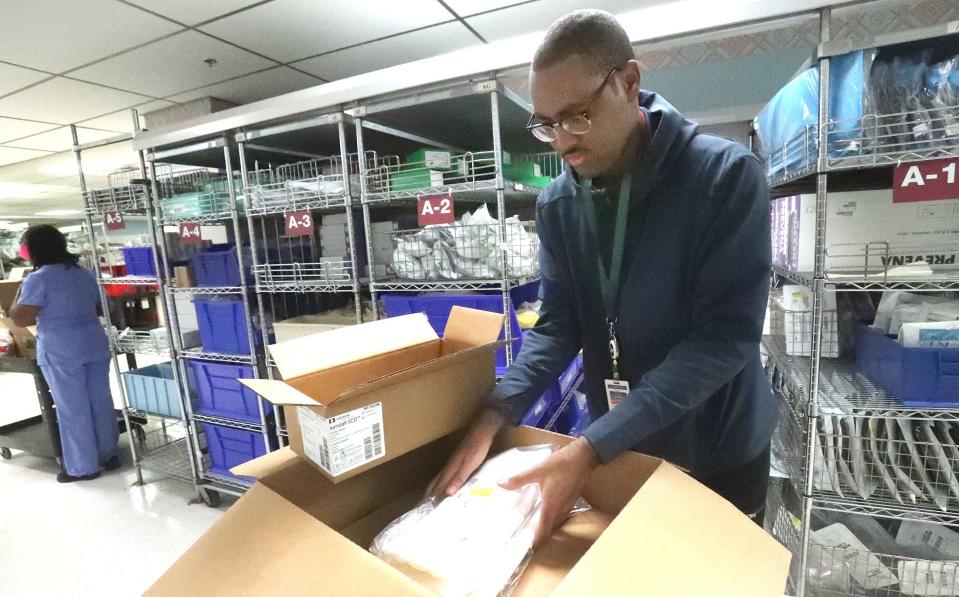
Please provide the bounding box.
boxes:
[584,174,639,410]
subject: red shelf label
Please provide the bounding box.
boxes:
[893,158,959,203]
[418,193,455,226]
[104,211,125,231]
[284,210,314,237]
[179,223,203,245]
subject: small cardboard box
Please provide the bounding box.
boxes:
[0,279,21,315]
[146,427,791,597]
[273,313,358,343]
[239,307,505,483]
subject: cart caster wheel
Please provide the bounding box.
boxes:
[0,447,11,460]
[132,425,146,445]
[201,489,221,508]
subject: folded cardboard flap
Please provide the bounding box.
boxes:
[267,313,439,379]
[0,280,21,315]
[145,484,433,597]
[442,305,506,348]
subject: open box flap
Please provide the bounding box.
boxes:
[268,313,438,380]
[230,446,301,480]
[332,342,496,405]
[553,462,791,597]
[442,305,506,348]
[144,484,432,597]
[237,378,319,407]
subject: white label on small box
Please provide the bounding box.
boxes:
[947,123,959,138]
[897,560,959,596]
[423,151,452,169]
[813,523,898,589]
[297,403,385,476]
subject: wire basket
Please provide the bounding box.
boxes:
[769,296,840,358]
[827,103,959,169]
[83,167,151,215]
[810,412,959,514]
[387,219,538,281]
[246,153,375,215]
[822,240,959,283]
[759,123,819,187]
[111,329,169,356]
[253,259,354,292]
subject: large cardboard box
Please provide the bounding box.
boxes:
[239,307,505,483]
[146,427,791,596]
[0,318,37,359]
[772,190,959,275]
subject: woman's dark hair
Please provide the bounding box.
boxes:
[21,224,80,268]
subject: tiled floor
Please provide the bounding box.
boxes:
[0,368,230,597]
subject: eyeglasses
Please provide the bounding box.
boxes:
[526,66,621,143]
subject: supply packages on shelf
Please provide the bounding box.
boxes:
[370,444,590,597]
[390,204,539,281]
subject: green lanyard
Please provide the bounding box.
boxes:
[583,173,636,379]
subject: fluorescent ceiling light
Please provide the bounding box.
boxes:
[58,224,84,233]
[35,209,82,216]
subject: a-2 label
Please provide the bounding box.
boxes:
[894,158,959,203]
[284,210,314,237]
[418,193,455,226]
[179,222,203,246]
[104,211,125,231]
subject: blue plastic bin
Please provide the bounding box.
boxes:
[550,391,591,437]
[201,423,275,483]
[121,246,156,277]
[856,322,959,407]
[194,298,259,355]
[381,294,521,376]
[522,354,585,429]
[190,360,271,423]
[194,244,241,287]
[121,362,183,418]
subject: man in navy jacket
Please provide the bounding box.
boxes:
[429,9,776,543]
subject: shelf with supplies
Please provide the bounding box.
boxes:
[244,153,372,217]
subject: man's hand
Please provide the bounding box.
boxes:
[498,437,599,548]
[427,408,507,498]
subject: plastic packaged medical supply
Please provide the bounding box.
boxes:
[370,444,590,597]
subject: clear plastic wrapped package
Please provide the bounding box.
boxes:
[370,444,589,597]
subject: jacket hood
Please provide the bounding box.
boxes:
[554,90,698,197]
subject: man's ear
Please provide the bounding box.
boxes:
[622,60,641,96]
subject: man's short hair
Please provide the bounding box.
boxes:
[532,10,635,73]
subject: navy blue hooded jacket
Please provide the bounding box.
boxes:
[490,91,776,479]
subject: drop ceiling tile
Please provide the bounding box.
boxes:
[3,127,122,152]
[466,0,669,41]
[0,0,182,73]
[0,118,60,145]
[0,63,50,97]
[0,78,151,124]
[124,0,264,26]
[445,0,533,17]
[293,22,479,81]
[166,66,320,104]
[0,147,55,167]
[79,100,177,133]
[200,0,452,62]
[71,30,276,98]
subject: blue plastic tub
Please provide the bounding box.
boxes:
[194,298,259,355]
[521,354,584,428]
[201,423,275,483]
[121,246,156,277]
[381,294,521,375]
[194,244,241,287]
[121,362,182,418]
[855,323,959,407]
[190,360,270,423]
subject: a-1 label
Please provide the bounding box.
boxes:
[297,403,385,477]
[179,222,203,246]
[418,193,455,226]
[284,210,314,237]
[893,158,959,203]
[104,211,125,230]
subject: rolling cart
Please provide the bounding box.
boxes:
[0,356,146,469]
